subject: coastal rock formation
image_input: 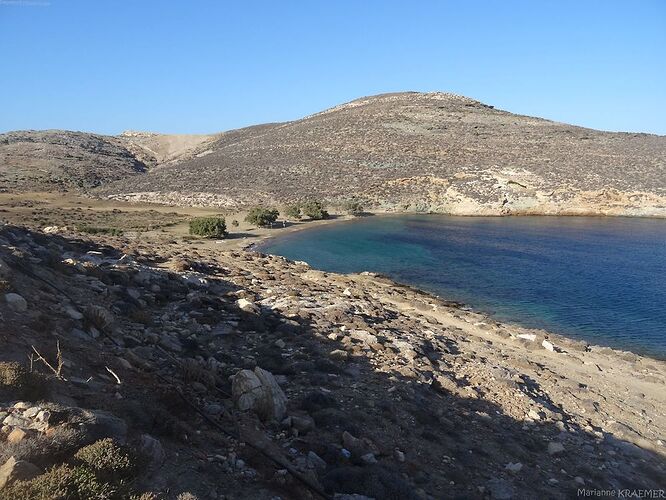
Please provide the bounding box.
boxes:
[0,223,663,498]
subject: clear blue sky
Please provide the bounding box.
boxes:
[1,0,664,135]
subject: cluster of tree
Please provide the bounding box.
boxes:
[189,199,340,235]
[189,216,227,238]
[245,206,280,227]
[284,200,329,220]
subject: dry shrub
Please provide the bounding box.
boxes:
[0,361,47,402]
[0,464,115,500]
[74,438,136,482]
[0,427,85,468]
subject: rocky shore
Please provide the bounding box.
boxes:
[0,224,664,499]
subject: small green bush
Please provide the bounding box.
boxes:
[188,217,227,238]
[0,464,115,500]
[284,204,302,220]
[342,199,364,216]
[230,219,239,227]
[245,207,279,227]
[301,200,329,220]
[74,438,136,482]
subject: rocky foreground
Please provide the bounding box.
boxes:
[0,224,664,499]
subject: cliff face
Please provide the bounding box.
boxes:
[3,92,666,216]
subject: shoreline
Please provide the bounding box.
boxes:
[248,211,666,363]
[2,221,665,497]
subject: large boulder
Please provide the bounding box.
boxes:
[232,367,287,421]
[4,293,27,313]
[0,456,41,490]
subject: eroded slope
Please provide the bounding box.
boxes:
[102,92,666,215]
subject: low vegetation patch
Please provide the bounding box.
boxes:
[188,216,227,238]
[245,206,279,227]
[1,439,140,500]
[0,361,47,401]
[1,463,114,500]
[76,225,124,236]
[74,438,136,482]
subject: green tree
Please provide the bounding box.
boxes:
[301,200,329,220]
[284,203,302,220]
[342,199,364,216]
[189,217,227,238]
[245,206,280,227]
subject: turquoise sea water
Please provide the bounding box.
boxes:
[257,215,666,359]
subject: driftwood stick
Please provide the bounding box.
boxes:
[31,340,66,380]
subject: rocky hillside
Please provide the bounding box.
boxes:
[0,130,147,193]
[3,93,666,216]
[0,224,664,498]
[102,92,666,216]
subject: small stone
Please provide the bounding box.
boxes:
[517,333,536,342]
[291,415,315,433]
[542,340,555,352]
[139,434,165,469]
[487,478,514,500]
[22,407,40,419]
[3,415,30,428]
[66,307,84,320]
[274,339,286,349]
[547,441,565,455]
[528,409,541,420]
[394,449,405,462]
[329,349,348,360]
[35,410,50,423]
[4,293,27,312]
[505,462,523,473]
[7,428,28,444]
[204,403,224,416]
[574,476,585,485]
[307,451,327,470]
[237,298,260,314]
[116,358,132,370]
[360,453,377,465]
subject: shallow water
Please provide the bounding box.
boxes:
[257,215,666,358]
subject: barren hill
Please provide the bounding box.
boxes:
[3,92,666,216]
[102,92,666,216]
[0,130,148,192]
[119,130,219,167]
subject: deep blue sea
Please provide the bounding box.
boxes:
[257,215,666,359]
